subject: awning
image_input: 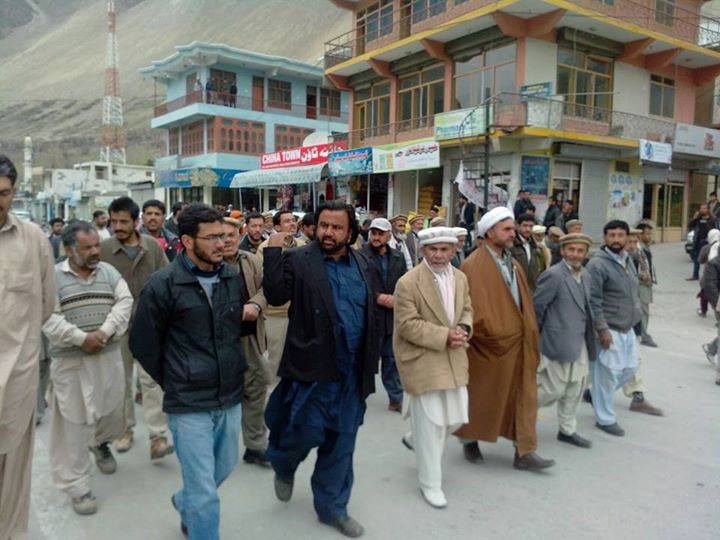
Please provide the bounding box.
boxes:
[230,163,325,188]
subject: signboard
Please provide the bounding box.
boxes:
[674,123,720,158]
[372,139,440,173]
[607,173,643,225]
[231,163,325,188]
[434,106,489,141]
[51,169,88,198]
[519,155,550,196]
[520,82,552,100]
[714,77,720,126]
[260,141,347,170]
[453,161,509,211]
[158,167,243,188]
[328,147,373,176]
[639,139,672,165]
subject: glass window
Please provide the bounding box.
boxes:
[319,88,341,117]
[557,48,614,118]
[649,74,675,118]
[268,79,291,110]
[397,63,445,129]
[453,43,517,108]
[655,0,675,27]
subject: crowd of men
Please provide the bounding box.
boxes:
[0,152,676,540]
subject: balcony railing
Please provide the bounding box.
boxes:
[324,0,720,69]
[343,115,436,147]
[154,90,349,123]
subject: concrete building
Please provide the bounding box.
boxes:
[139,42,350,210]
[324,0,720,240]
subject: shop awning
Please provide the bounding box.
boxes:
[230,163,325,188]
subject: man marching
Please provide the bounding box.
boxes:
[394,227,473,509]
[455,207,555,471]
[534,233,596,448]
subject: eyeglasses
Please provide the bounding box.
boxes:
[195,234,227,243]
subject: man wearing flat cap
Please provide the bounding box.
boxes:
[455,207,555,471]
[534,233,596,448]
[393,227,473,508]
[361,218,407,412]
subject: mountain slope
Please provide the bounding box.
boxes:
[0,0,351,168]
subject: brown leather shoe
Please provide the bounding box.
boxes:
[463,442,483,463]
[114,429,133,453]
[150,436,175,460]
[387,402,402,413]
[629,399,664,416]
[513,451,555,471]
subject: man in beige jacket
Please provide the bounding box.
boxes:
[394,227,473,510]
[0,155,56,540]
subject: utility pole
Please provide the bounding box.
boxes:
[483,100,490,212]
[100,0,127,164]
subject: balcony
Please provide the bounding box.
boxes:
[344,115,436,147]
[153,90,349,124]
[324,0,720,72]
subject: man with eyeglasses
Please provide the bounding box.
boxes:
[130,204,252,538]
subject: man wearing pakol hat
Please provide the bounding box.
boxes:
[406,214,425,266]
[388,214,413,271]
[565,219,583,234]
[393,227,473,508]
[532,225,552,272]
[534,233,596,449]
[456,207,555,470]
[361,218,407,412]
[429,216,446,228]
[451,227,468,268]
[546,226,564,266]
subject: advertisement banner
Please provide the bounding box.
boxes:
[519,155,550,196]
[639,139,672,164]
[674,123,720,158]
[158,168,244,188]
[607,173,644,225]
[520,82,552,100]
[434,107,488,141]
[260,141,347,170]
[372,139,440,173]
[328,147,373,176]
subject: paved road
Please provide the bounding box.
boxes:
[28,242,719,540]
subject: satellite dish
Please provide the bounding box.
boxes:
[303,131,331,147]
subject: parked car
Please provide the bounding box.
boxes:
[685,229,695,257]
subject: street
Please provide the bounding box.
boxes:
[28,242,718,540]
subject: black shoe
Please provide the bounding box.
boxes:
[401,435,414,451]
[640,335,658,348]
[513,451,555,471]
[243,448,271,467]
[171,494,187,537]
[90,442,117,474]
[557,431,592,448]
[274,473,294,502]
[687,277,699,281]
[462,442,483,463]
[596,422,625,436]
[319,515,364,538]
[703,343,717,366]
[582,389,593,404]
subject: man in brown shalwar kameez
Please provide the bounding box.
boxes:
[455,207,555,471]
[0,155,57,539]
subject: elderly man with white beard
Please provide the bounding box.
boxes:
[43,221,133,515]
[393,227,473,509]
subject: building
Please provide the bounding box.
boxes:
[324,0,720,240]
[139,42,350,210]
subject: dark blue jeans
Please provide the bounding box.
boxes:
[380,335,403,404]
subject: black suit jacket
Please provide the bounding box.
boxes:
[263,241,382,399]
[361,243,406,336]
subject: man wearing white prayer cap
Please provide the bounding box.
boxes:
[451,227,468,268]
[393,227,473,509]
[532,225,552,271]
[455,209,555,471]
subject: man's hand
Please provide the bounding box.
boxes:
[81,330,108,354]
[267,232,293,248]
[598,329,613,350]
[447,326,469,349]
[377,293,394,309]
[242,303,260,322]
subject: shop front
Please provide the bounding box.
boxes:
[157,166,246,208]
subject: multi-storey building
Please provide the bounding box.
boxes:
[140,42,349,210]
[324,0,720,240]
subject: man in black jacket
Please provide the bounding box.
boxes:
[129,204,249,539]
[688,203,718,280]
[361,218,406,412]
[702,253,720,384]
[263,201,381,538]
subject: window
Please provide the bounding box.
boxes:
[453,43,517,108]
[357,0,393,43]
[655,0,675,26]
[552,162,581,209]
[398,64,445,130]
[556,48,613,120]
[411,0,446,23]
[168,128,179,155]
[650,75,675,118]
[268,79,292,110]
[354,81,391,137]
[209,68,236,96]
[319,88,342,117]
[180,121,204,156]
[212,118,265,155]
[274,125,315,150]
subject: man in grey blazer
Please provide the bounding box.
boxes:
[534,233,596,448]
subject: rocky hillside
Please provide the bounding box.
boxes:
[0,0,350,169]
